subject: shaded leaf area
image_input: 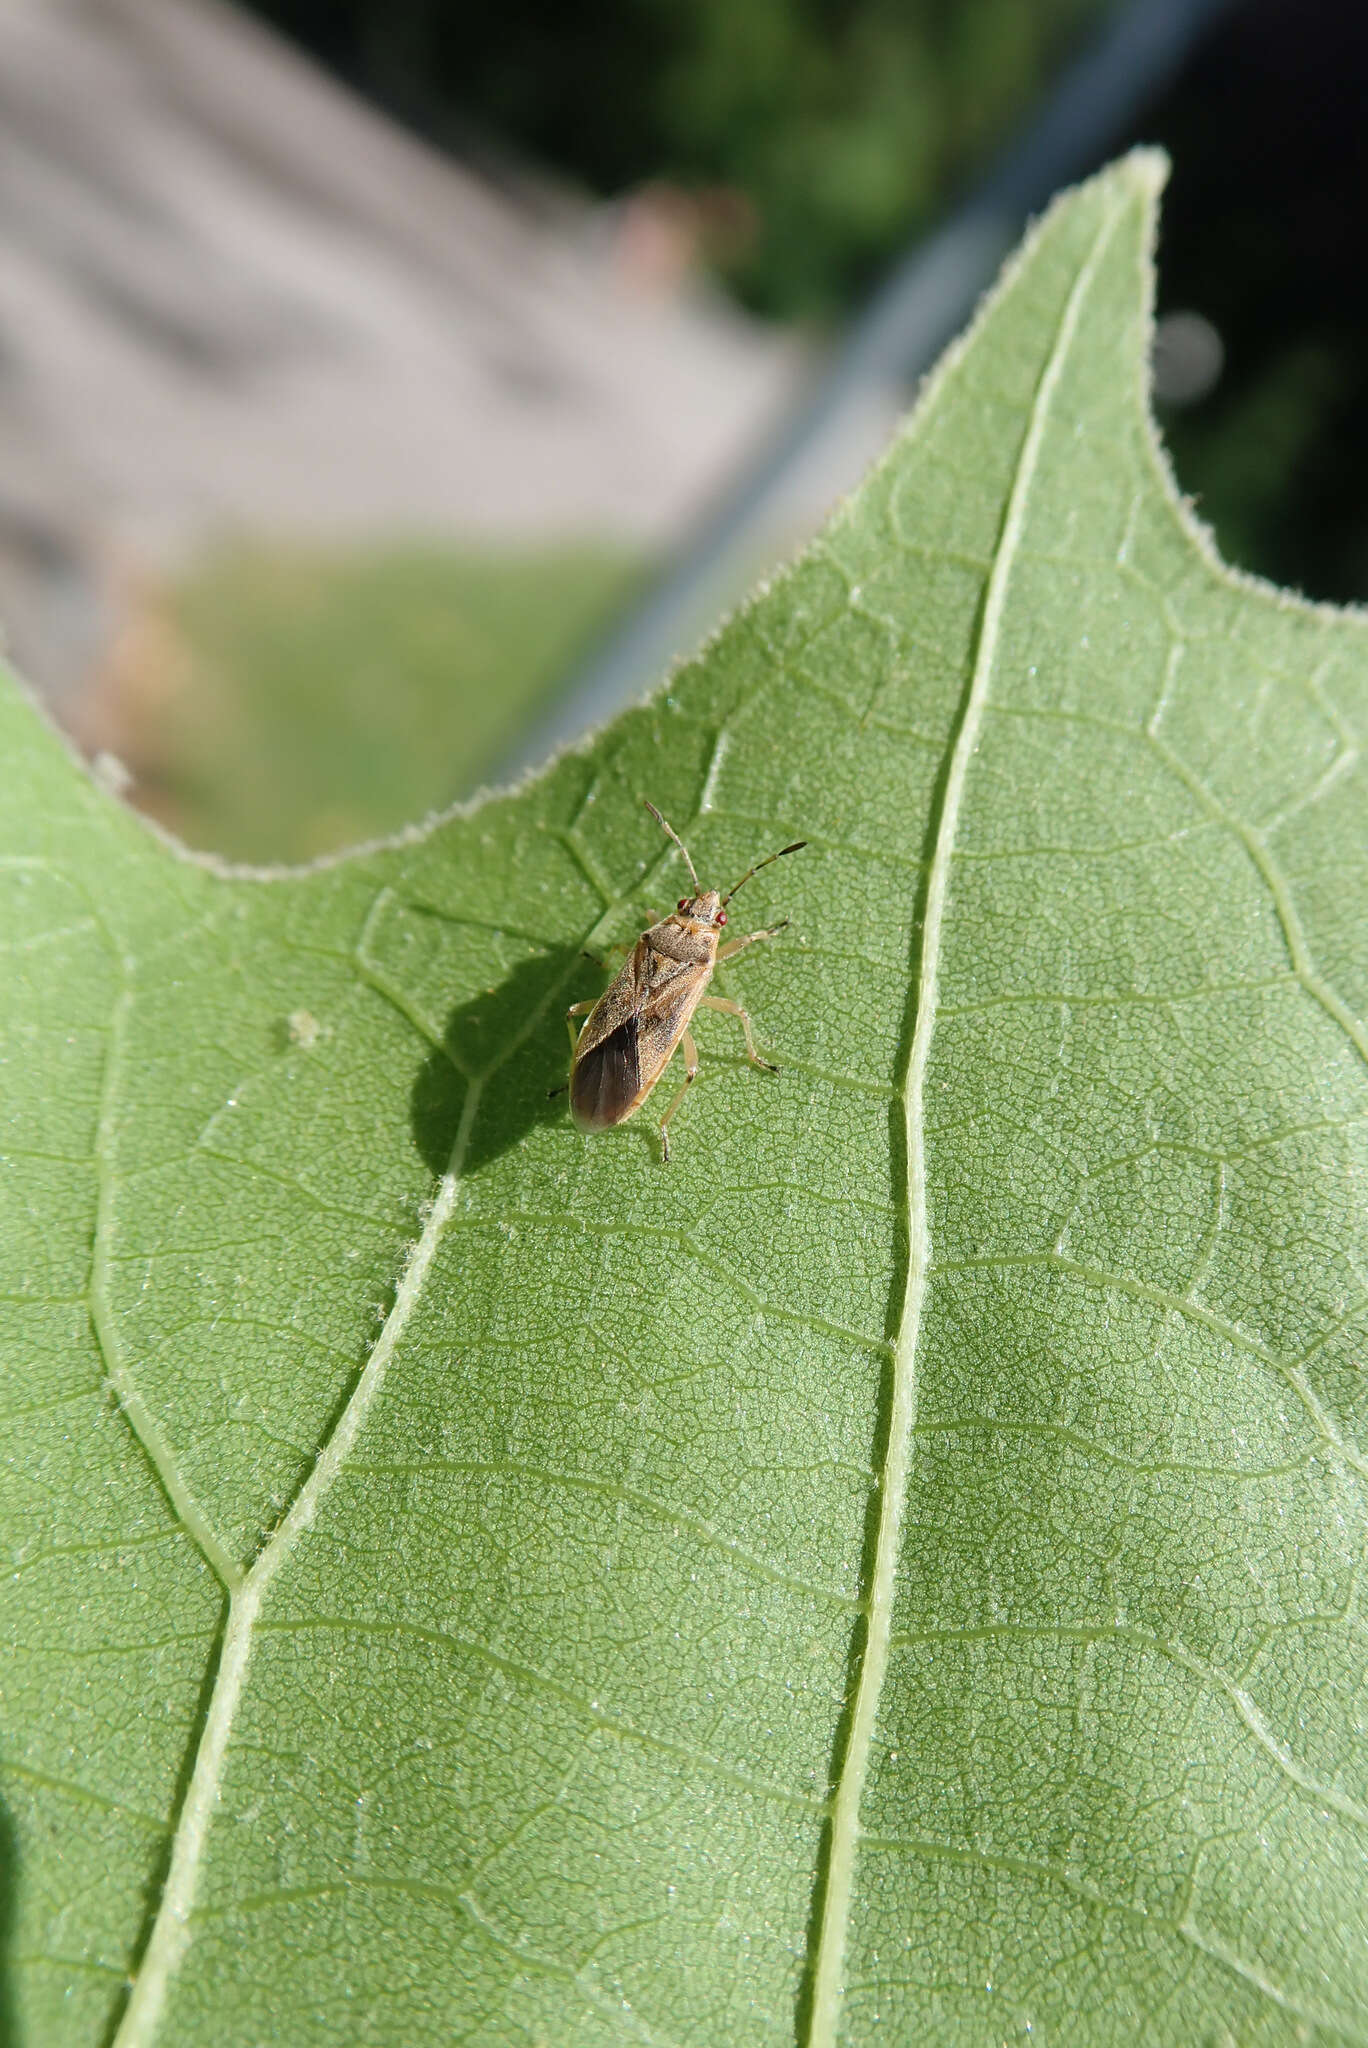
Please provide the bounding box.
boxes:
[2,157,1367,2047]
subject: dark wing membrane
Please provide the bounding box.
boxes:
[570,1017,643,1130]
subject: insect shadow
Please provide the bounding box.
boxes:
[410,940,605,1180]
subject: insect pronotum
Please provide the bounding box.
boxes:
[567,801,805,1161]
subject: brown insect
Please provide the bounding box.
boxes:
[567,801,805,1161]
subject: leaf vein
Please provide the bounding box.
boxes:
[886,1621,1368,1830]
[1147,725,1368,1082]
[90,985,241,1593]
[804,180,1130,2048]
[258,1616,829,1811]
[349,1454,862,1609]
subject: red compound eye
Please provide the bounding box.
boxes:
[716,910,728,926]
[677,897,689,912]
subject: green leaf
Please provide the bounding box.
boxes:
[4,152,1367,2047]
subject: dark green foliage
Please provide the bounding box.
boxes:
[1142,0,1368,601]
[246,0,1104,318]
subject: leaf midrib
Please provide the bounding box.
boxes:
[802,190,1130,2048]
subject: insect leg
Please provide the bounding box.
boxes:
[698,994,778,1072]
[566,999,595,1055]
[657,1027,700,1163]
[716,919,788,963]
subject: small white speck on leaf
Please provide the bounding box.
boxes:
[287,1009,323,1049]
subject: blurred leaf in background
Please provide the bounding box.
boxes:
[248,0,1368,606]
[106,542,640,865]
[247,0,1106,319]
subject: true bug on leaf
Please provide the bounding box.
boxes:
[567,801,805,1161]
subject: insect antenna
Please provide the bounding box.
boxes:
[722,838,806,905]
[643,800,700,892]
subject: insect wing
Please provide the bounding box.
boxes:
[570,1016,643,1130]
[569,949,644,1131]
[623,963,707,1106]
[570,943,709,1131]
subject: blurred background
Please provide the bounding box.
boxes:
[3,0,1364,863]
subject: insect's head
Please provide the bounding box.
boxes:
[675,889,727,928]
[644,797,806,926]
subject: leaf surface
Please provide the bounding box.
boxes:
[4,155,1368,2047]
